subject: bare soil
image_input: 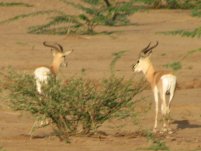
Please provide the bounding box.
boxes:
[0,1,201,151]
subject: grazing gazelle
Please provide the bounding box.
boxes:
[132,41,176,133]
[34,41,73,94]
[30,41,73,136]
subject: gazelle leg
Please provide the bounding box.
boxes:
[36,81,42,94]
[163,79,176,134]
[166,85,176,134]
[167,83,176,116]
[153,87,159,133]
[29,117,51,139]
[160,93,168,132]
[29,120,39,138]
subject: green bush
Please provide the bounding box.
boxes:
[164,61,182,71]
[3,70,145,141]
[137,130,170,151]
[161,26,201,38]
[0,0,138,35]
[29,0,138,34]
[0,2,33,7]
[137,0,200,9]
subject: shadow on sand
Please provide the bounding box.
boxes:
[172,120,201,129]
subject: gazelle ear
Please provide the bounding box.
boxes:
[64,49,74,56]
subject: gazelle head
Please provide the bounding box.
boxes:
[132,41,159,73]
[43,41,73,67]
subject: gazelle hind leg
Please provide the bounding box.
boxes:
[167,82,176,134]
[160,92,168,132]
[163,78,176,134]
[167,81,176,115]
[36,80,42,94]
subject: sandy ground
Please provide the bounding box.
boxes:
[0,1,201,151]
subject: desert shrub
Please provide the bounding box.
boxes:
[0,10,62,24]
[3,69,145,141]
[0,2,33,7]
[0,0,138,35]
[159,0,201,38]
[136,0,178,8]
[29,0,138,34]
[161,26,201,38]
[137,0,200,9]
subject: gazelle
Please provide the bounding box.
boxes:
[30,41,73,136]
[34,41,73,94]
[132,41,176,133]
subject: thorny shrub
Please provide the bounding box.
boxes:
[2,69,145,141]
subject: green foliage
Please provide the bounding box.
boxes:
[3,69,144,141]
[162,48,201,72]
[62,0,138,26]
[110,50,127,75]
[191,1,201,17]
[146,140,170,151]
[0,146,6,151]
[179,48,201,61]
[135,0,178,9]
[138,130,170,151]
[0,2,33,7]
[29,0,138,35]
[0,10,62,24]
[0,0,138,35]
[103,0,139,25]
[161,26,201,38]
[192,9,201,17]
[28,15,77,35]
[164,61,182,71]
[136,0,201,9]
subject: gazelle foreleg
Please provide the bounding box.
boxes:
[29,116,51,138]
[153,87,159,133]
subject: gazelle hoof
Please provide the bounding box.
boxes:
[152,128,158,133]
[161,127,168,132]
[168,129,174,134]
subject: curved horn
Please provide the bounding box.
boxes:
[43,41,63,52]
[139,42,151,57]
[142,42,151,53]
[55,43,64,52]
[140,41,159,57]
[145,41,159,53]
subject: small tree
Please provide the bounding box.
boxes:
[3,52,146,141]
[29,0,138,34]
[3,70,145,141]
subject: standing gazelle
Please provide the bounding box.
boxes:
[34,41,73,94]
[132,42,176,133]
[30,42,73,136]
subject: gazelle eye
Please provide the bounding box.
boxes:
[137,60,139,63]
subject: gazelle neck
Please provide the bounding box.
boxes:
[144,60,156,88]
[50,55,63,76]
